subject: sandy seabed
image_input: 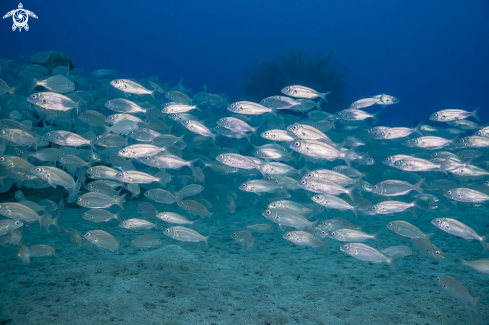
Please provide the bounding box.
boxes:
[0,184,487,325]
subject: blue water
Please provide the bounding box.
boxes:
[1,1,489,324]
[2,0,489,123]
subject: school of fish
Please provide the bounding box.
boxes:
[0,51,487,315]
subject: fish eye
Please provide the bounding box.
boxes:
[118,173,123,177]
[294,142,300,146]
[343,245,348,249]
[46,133,51,137]
[331,232,335,236]
[314,196,320,199]
[435,251,441,255]
[233,233,236,237]
[15,221,20,225]
[0,157,4,162]
[85,232,90,236]
[165,229,170,233]
[436,219,441,223]
[35,168,41,172]
[301,180,306,184]
[78,198,82,202]
[388,222,392,226]
[385,158,390,161]
[287,233,291,237]
[447,191,452,195]
[241,184,246,187]
[374,186,377,189]
[477,131,481,135]
[285,87,289,91]
[109,116,114,120]
[266,210,271,215]
[144,157,150,161]
[395,161,400,165]
[338,112,342,115]
[413,140,418,143]
[372,206,377,210]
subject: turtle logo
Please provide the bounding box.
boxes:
[3,3,38,32]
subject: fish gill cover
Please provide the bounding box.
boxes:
[0,0,489,324]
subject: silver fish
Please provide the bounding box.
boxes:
[340,243,397,270]
[246,224,275,233]
[77,192,126,209]
[233,230,254,251]
[131,234,161,249]
[110,79,161,99]
[283,231,325,249]
[386,220,432,239]
[84,230,119,254]
[227,101,277,116]
[436,275,480,314]
[163,226,210,248]
[430,107,480,122]
[120,218,157,232]
[431,218,488,250]
[281,85,330,101]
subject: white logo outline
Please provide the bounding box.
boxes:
[3,3,38,32]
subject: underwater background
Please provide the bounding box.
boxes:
[0,0,489,324]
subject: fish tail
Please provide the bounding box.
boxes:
[439,159,449,175]
[455,253,466,267]
[414,178,425,194]
[372,110,381,125]
[472,296,481,316]
[387,253,403,271]
[449,136,460,147]
[270,107,279,118]
[117,194,127,210]
[252,124,261,139]
[343,147,356,167]
[372,229,383,242]
[481,235,489,253]
[203,235,211,249]
[408,206,418,218]
[59,197,65,209]
[244,133,252,144]
[321,239,328,252]
[102,125,110,137]
[114,210,123,222]
[352,203,361,218]
[414,121,423,136]
[149,81,163,94]
[52,213,62,233]
[320,91,331,103]
[472,106,480,121]
[155,171,168,186]
[188,158,200,174]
